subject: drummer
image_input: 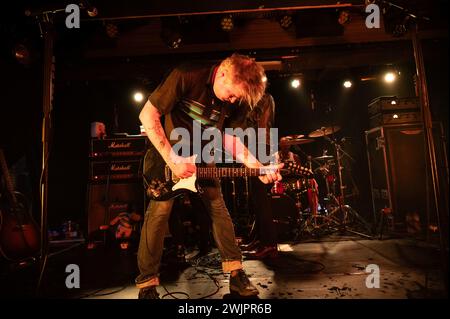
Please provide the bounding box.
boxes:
[274,139,301,165]
[274,141,320,217]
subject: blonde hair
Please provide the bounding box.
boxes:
[220,53,266,109]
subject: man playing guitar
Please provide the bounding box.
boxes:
[136,54,283,299]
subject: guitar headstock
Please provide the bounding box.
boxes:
[284,162,314,177]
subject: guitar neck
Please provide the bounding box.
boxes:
[197,167,269,178]
[0,149,18,205]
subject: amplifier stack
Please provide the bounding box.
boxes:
[87,135,148,240]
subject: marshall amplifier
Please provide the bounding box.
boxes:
[86,182,144,237]
[369,110,422,128]
[368,96,420,128]
[368,96,419,116]
[90,136,148,158]
[89,159,143,181]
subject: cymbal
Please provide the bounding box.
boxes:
[313,155,334,161]
[308,126,341,138]
[280,134,305,141]
[280,138,314,146]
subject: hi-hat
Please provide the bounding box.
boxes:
[308,126,341,138]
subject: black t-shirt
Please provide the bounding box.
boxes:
[147,62,250,168]
[149,63,248,143]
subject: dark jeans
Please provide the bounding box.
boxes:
[169,193,212,252]
[136,179,242,286]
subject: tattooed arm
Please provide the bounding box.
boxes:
[139,100,196,178]
[223,133,282,184]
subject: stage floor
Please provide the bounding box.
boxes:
[1,233,446,300]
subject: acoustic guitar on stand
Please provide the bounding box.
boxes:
[0,149,40,262]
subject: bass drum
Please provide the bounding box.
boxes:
[282,177,308,195]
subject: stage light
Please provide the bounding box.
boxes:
[392,114,399,119]
[160,17,183,49]
[13,43,31,65]
[343,80,352,88]
[338,10,351,25]
[105,23,119,38]
[384,72,397,83]
[291,79,301,89]
[262,76,267,83]
[221,15,234,31]
[279,14,293,29]
[133,92,144,103]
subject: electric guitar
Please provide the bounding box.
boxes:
[0,149,40,261]
[145,153,313,201]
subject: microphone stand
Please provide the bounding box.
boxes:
[35,12,55,296]
[30,4,99,295]
[324,134,372,239]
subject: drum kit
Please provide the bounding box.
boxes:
[271,125,372,240]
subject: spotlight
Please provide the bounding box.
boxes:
[343,80,352,88]
[79,0,98,17]
[291,79,301,89]
[384,72,397,83]
[279,14,293,29]
[13,43,31,66]
[133,92,144,103]
[221,15,234,31]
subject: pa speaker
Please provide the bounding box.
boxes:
[86,182,144,237]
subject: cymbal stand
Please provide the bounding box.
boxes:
[323,135,372,238]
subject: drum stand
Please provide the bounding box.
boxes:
[323,135,373,239]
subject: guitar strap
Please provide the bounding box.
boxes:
[216,105,228,132]
[215,105,229,165]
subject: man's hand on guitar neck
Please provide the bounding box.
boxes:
[256,163,284,184]
[244,162,284,184]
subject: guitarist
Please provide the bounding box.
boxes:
[136,53,282,299]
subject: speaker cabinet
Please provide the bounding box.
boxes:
[365,122,448,233]
[86,182,144,237]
